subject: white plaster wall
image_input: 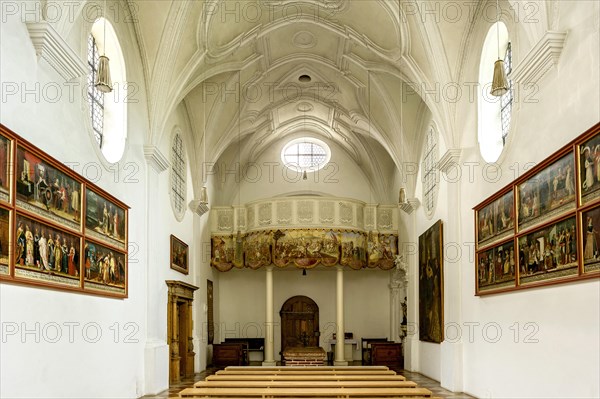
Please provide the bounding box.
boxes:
[217,268,391,362]
[451,3,600,398]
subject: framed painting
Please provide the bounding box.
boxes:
[517,216,578,286]
[0,207,10,275]
[15,145,82,232]
[578,132,600,205]
[0,133,12,204]
[517,152,576,232]
[477,239,516,293]
[581,204,600,274]
[477,190,514,248]
[85,187,127,250]
[13,213,81,289]
[170,234,189,274]
[207,279,214,344]
[418,220,443,343]
[83,240,127,296]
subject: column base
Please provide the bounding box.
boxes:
[262,360,277,367]
[333,360,348,366]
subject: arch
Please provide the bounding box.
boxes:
[279,296,320,355]
[478,21,511,163]
[89,17,128,164]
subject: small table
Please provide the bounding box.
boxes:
[283,346,326,366]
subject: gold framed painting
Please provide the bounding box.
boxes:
[580,203,600,274]
[477,238,516,294]
[517,215,578,287]
[85,187,127,251]
[0,133,12,204]
[418,220,443,343]
[477,189,515,249]
[15,144,82,232]
[83,239,127,297]
[0,206,10,276]
[13,212,82,289]
[517,152,576,232]
[170,234,189,275]
[578,130,600,206]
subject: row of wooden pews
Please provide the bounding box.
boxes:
[177,366,442,398]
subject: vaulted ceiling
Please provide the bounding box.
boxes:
[128,0,530,202]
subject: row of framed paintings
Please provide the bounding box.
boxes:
[475,122,600,295]
[0,124,130,298]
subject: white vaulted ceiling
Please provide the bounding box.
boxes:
[129,0,485,203]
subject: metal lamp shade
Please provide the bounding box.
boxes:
[200,186,208,204]
[490,59,509,97]
[95,55,113,93]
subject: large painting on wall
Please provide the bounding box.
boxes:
[517,152,576,231]
[0,134,11,203]
[85,188,127,250]
[13,213,81,289]
[83,240,127,296]
[579,132,600,205]
[0,207,10,275]
[518,216,578,286]
[477,239,516,293]
[15,145,82,232]
[170,234,189,275]
[419,220,443,343]
[581,204,600,273]
[477,190,514,248]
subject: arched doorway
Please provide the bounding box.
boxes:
[280,296,319,354]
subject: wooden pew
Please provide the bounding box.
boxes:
[215,369,397,375]
[206,374,407,382]
[179,386,435,397]
[194,380,418,388]
[224,366,389,371]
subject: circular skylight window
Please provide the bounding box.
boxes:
[281,138,331,172]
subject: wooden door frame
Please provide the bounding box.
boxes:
[166,280,198,385]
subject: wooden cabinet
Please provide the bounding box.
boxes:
[212,343,246,367]
[370,342,403,367]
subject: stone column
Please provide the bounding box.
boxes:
[263,266,276,366]
[334,266,348,366]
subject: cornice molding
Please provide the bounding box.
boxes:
[143,146,170,173]
[438,149,462,175]
[511,31,568,86]
[26,22,87,81]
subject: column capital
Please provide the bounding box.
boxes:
[144,146,170,173]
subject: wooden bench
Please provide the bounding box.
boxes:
[206,374,407,381]
[179,386,435,397]
[224,366,389,371]
[194,380,418,388]
[216,369,397,375]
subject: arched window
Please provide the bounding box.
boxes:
[281,137,331,172]
[171,132,187,220]
[87,18,127,163]
[478,22,512,163]
[422,126,439,216]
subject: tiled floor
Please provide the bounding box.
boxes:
[143,365,476,399]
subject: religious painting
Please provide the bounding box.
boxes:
[518,216,578,286]
[13,213,81,289]
[579,132,600,205]
[477,190,515,248]
[170,234,189,275]
[418,220,443,343]
[517,152,576,232]
[0,207,10,275]
[269,229,339,269]
[246,231,273,269]
[367,232,398,270]
[340,231,367,270]
[211,235,236,271]
[207,279,214,345]
[581,205,600,273]
[0,134,12,203]
[85,187,127,250]
[477,239,516,293]
[83,240,127,296]
[15,145,82,232]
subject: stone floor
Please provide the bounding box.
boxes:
[143,365,476,399]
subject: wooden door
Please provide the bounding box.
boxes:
[177,301,188,378]
[280,296,319,354]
